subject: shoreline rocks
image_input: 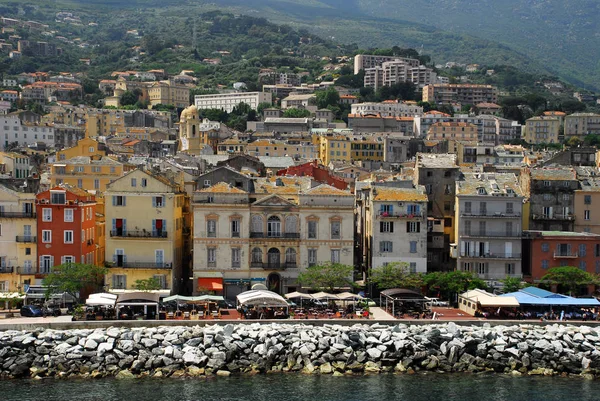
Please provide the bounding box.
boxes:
[0,322,599,380]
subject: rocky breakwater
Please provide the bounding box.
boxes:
[1,322,600,379]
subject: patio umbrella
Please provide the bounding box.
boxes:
[311,292,339,300]
[284,291,314,308]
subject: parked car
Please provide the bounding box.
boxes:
[20,304,43,317]
[218,299,236,309]
[426,297,449,307]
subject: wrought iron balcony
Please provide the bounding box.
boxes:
[250,232,300,239]
[16,236,36,243]
[0,212,36,218]
[532,214,575,221]
[461,231,522,238]
[459,253,522,260]
[378,211,424,219]
[0,266,13,273]
[553,252,578,259]
[110,230,168,238]
[112,262,172,269]
[460,212,521,219]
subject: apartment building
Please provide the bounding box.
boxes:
[1,113,54,148]
[524,116,561,144]
[192,176,354,298]
[364,58,436,91]
[354,54,401,74]
[0,152,30,178]
[50,156,125,192]
[21,81,82,103]
[360,185,428,273]
[241,139,319,160]
[104,169,187,295]
[0,184,36,293]
[351,101,423,118]
[194,92,272,113]
[35,186,97,275]
[526,168,578,231]
[56,137,105,161]
[564,113,600,139]
[348,115,414,135]
[453,173,524,284]
[574,176,600,234]
[522,231,600,285]
[146,80,190,109]
[422,84,498,105]
[426,122,477,141]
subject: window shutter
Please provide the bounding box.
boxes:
[389,205,394,214]
[50,256,54,267]
[162,220,166,233]
[162,196,166,207]
[60,256,65,265]
[112,219,116,232]
[112,196,116,206]
[379,242,383,252]
[123,254,127,263]
[406,222,410,232]
[380,222,384,232]
[39,256,43,268]
[112,275,117,288]
[123,196,126,206]
[460,241,465,256]
[112,254,117,263]
[122,219,127,233]
[152,197,156,207]
[152,219,156,236]
[390,222,394,233]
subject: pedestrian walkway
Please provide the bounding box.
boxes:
[369,307,396,320]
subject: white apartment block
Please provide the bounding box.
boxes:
[364,59,436,91]
[453,173,524,284]
[414,114,517,144]
[354,54,401,74]
[1,114,54,148]
[351,101,423,118]
[194,92,272,113]
[564,113,600,139]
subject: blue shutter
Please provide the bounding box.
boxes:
[415,205,420,214]
[112,219,116,233]
[162,196,166,207]
[379,205,384,213]
[163,220,166,236]
[123,254,127,264]
[122,219,127,234]
[112,196,116,206]
[389,205,393,214]
[112,254,117,263]
[123,196,126,206]
[152,219,156,236]
[152,197,156,207]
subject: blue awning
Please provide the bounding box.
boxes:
[501,288,600,307]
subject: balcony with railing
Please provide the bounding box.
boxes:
[0,266,13,273]
[532,213,575,221]
[249,261,296,270]
[377,211,424,219]
[461,231,522,238]
[112,262,172,269]
[460,211,521,219]
[110,230,168,239]
[479,273,522,280]
[250,232,300,239]
[459,253,522,260]
[553,252,578,259]
[16,236,36,243]
[17,265,37,274]
[0,211,36,218]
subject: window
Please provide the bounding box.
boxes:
[207,220,216,237]
[579,244,587,257]
[542,243,549,252]
[25,247,31,255]
[308,220,317,239]
[584,195,592,205]
[203,179,211,188]
[131,178,137,187]
[251,215,263,234]
[506,263,516,275]
[89,147,95,153]
[285,215,297,236]
[543,206,553,218]
[207,247,216,265]
[94,179,100,190]
[231,219,240,238]
[141,178,147,187]
[153,274,167,289]
[506,203,514,214]
[330,221,341,239]
[50,191,66,204]
[42,208,52,222]
[112,274,126,289]
[40,255,53,274]
[285,248,296,265]
[77,179,83,188]
[541,260,549,269]
[596,244,600,257]
[380,241,393,253]
[231,248,241,268]
[580,260,587,270]
[251,247,262,264]
[410,241,417,253]
[61,256,75,265]
[267,216,281,237]
[42,230,51,243]
[112,196,126,206]
[330,249,340,263]
[153,196,165,208]
[464,221,471,235]
[407,222,420,233]
[380,221,394,233]
[479,202,487,215]
[464,202,472,214]
[409,262,417,273]
[64,230,73,244]
[585,210,590,220]
[543,180,551,187]
[64,208,73,222]
[380,204,393,214]
[308,249,317,266]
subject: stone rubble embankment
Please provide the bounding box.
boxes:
[1,322,599,379]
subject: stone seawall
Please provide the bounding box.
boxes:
[1,322,600,379]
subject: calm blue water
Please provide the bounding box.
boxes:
[0,374,599,401]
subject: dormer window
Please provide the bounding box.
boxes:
[50,191,66,204]
[477,187,486,195]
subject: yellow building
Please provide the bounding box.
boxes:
[318,135,352,165]
[51,156,124,192]
[179,106,231,155]
[147,80,190,109]
[216,137,247,155]
[350,138,384,163]
[85,109,128,138]
[427,122,477,141]
[104,169,187,295]
[0,184,36,295]
[56,137,106,161]
[574,180,600,234]
[524,116,560,144]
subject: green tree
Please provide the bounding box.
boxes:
[42,263,107,301]
[541,266,598,295]
[120,90,138,106]
[315,87,340,109]
[257,102,275,116]
[501,276,526,293]
[133,277,162,292]
[369,262,423,290]
[423,271,487,302]
[297,262,354,292]
[283,108,311,118]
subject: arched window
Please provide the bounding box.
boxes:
[285,215,298,236]
[267,247,281,268]
[251,215,263,235]
[285,248,296,265]
[267,216,281,237]
[251,247,263,263]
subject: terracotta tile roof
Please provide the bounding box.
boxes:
[196,182,247,194]
[302,184,351,196]
[373,187,428,202]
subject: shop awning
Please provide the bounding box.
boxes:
[236,290,288,307]
[198,278,223,291]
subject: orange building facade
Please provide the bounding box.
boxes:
[36,186,97,274]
